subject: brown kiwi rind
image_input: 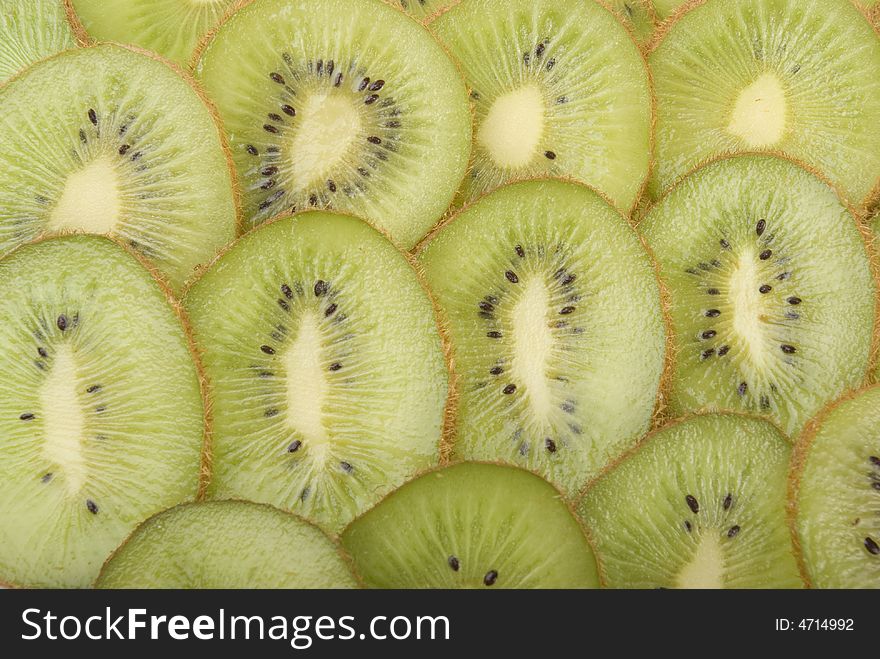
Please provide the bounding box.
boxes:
[636,150,880,403]
[785,384,880,587]
[340,459,606,586]
[181,206,458,471]
[61,0,96,47]
[95,499,364,587]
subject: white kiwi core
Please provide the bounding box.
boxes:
[283,313,331,461]
[478,85,546,168]
[48,156,122,234]
[676,532,725,589]
[727,73,787,148]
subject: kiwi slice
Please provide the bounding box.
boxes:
[342,463,600,588]
[385,0,455,22]
[0,0,80,84]
[65,0,237,67]
[640,154,875,436]
[0,235,205,588]
[430,0,652,215]
[417,180,666,496]
[194,0,471,249]
[648,0,880,206]
[184,211,448,534]
[790,387,880,589]
[96,501,357,588]
[0,43,238,292]
[578,414,803,588]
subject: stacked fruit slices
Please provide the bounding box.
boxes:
[0,0,878,589]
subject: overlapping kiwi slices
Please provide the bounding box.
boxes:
[194,0,472,249]
[343,463,600,588]
[184,211,449,534]
[97,501,357,588]
[0,235,206,588]
[640,154,875,436]
[578,414,802,589]
[65,0,237,67]
[0,44,238,292]
[429,0,652,214]
[790,387,880,588]
[0,0,79,84]
[648,0,880,205]
[418,180,666,497]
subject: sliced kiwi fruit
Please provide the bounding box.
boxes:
[384,0,455,22]
[609,0,656,44]
[0,43,238,292]
[0,235,205,588]
[417,180,666,497]
[194,0,471,249]
[65,0,237,67]
[578,414,803,588]
[430,0,651,215]
[96,501,357,588]
[342,463,600,588]
[648,0,880,206]
[640,154,875,436]
[790,387,880,589]
[184,211,448,534]
[0,0,80,84]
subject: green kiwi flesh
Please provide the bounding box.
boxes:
[0,0,78,84]
[578,414,803,588]
[418,180,665,497]
[195,0,472,249]
[385,0,455,21]
[791,387,880,589]
[430,0,652,215]
[640,155,875,436]
[649,0,880,205]
[184,211,448,534]
[651,0,685,21]
[0,235,205,588]
[96,501,357,588]
[67,0,238,67]
[342,463,600,588]
[609,0,656,44]
[0,44,237,292]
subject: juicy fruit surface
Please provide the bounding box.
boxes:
[185,212,447,534]
[68,0,238,67]
[418,180,665,496]
[0,44,237,292]
[430,0,652,214]
[791,387,880,588]
[640,155,874,436]
[343,463,600,588]
[579,414,802,588]
[195,0,471,249]
[0,0,77,84]
[0,236,204,588]
[385,0,454,21]
[96,501,356,588]
[649,0,880,204]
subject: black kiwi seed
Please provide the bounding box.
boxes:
[756,219,766,236]
[483,570,498,586]
[515,244,525,258]
[261,166,279,176]
[781,345,797,354]
[270,72,285,84]
[260,345,276,355]
[448,556,460,571]
[759,250,772,260]
[79,129,87,143]
[545,438,557,453]
[561,400,575,414]
[287,440,302,453]
[86,500,98,514]
[57,314,68,331]
[367,136,381,145]
[327,180,337,193]
[503,384,517,395]
[268,113,283,122]
[544,151,557,160]
[723,494,733,510]
[87,108,97,125]
[560,306,575,315]
[717,345,730,357]
[281,283,294,299]
[263,124,279,134]
[86,384,101,394]
[365,95,379,105]
[685,495,699,513]
[281,105,296,117]
[369,80,385,91]
[41,473,53,483]
[19,413,35,421]
[340,461,353,473]
[719,238,730,250]
[37,347,48,358]
[684,520,692,532]
[866,537,880,555]
[324,303,338,317]
[479,301,494,312]
[738,382,748,396]
[487,331,503,339]
[759,284,772,294]
[787,297,802,305]
[546,58,556,70]
[246,145,259,156]
[505,270,519,283]
[489,366,503,375]
[118,144,130,156]
[870,456,880,467]
[701,330,716,340]
[265,408,279,418]
[314,280,328,297]
[707,288,720,295]
[701,349,715,360]
[727,525,741,538]
[705,309,721,318]
[329,363,342,371]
